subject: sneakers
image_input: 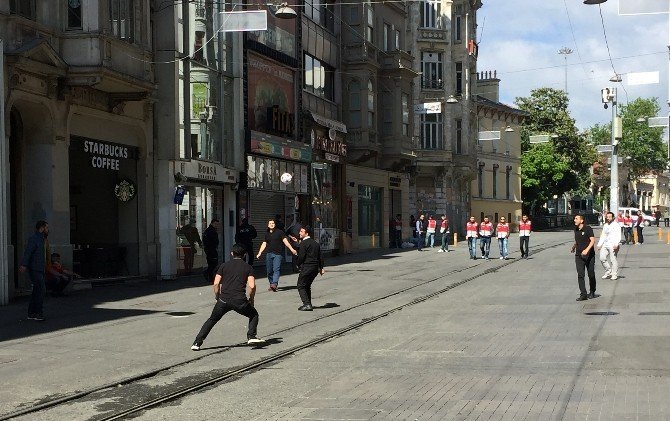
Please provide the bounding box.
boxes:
[499,257,504,260]
[437,249,444,253]
[191,342,201,351]
[247,337,265,345]
[27,314,45,321]
[610,275,618,280]
[601,272,611,279]
[268,284,278,292]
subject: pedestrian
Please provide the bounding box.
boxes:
[415,214,425,251]
[191,244,265,350]
[256,219,297,291]
[46,252,81,296]
[179,218,202,273]
[235,218,257,265]
[654,209,661,227]
[571,214,597,301]
[409,215,416,238]
[466,216,479,260]
[295,225,325,311]
[478,216,493,260]
[519,214,532,259]
[19,220,50,321]
[664,208,670,227]
[285,216,304,272]
[425,215,437,248]
[597,211,621,281]
[202,218,220,283]
[623,211,633,244]
[616,212,625,242]
[635,210,644,244]
[438,214,450,252]
[392,214,403,248]
[496,216,510,259]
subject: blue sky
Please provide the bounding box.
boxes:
[477,0,670,131]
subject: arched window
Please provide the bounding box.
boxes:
[349,81,361,128]
[367,79,375,128]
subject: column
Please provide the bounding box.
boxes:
[0,39,8,305]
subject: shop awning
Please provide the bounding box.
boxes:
[308,111,347,134]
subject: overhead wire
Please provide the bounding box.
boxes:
[596,3,629,104]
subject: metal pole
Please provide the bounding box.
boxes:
[0,39,8,305]
[610,96,619,216]
[564,55,568,93]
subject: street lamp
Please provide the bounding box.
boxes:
[558,47,573,93]
[583,0,607,4]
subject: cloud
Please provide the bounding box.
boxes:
[477,0,669,130]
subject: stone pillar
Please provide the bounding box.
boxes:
[0,39,8,305]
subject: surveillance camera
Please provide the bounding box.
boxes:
[603,103,608,110]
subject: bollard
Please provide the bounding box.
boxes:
[659,227,663,241]
[633,229,638,244]
[453,232,458,247]
[667,230,670,245]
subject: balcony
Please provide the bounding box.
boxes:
[346,128,381,164]
[380,135,418,171]
[417,27,449,43]
[342,42,379,68]
[380,50,417,78]
[421,78,444,90]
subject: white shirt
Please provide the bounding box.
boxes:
[597,221,622,249]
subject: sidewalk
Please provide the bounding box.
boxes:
[2,229,669,419]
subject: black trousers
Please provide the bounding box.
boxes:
[205,253,218,283]
[194,298,258,344]
[636,226,644,243]
[241,243,254,265]
[519,236,530,257]
[575,253,596,296]
[46,276,70,295]
[297,266,319,306]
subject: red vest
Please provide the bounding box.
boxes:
[427,219,437,230]
[466,222,478,238]
[496,223,510,238]
[479,222,493,237]
[440,220,449,231]
[623,217,632,227]
[519,221,532,236]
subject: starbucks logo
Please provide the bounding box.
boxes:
[114,179,137,202]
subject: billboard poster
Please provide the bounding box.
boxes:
[247,53,295,137]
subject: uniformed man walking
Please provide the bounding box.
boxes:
[295,225,325,311]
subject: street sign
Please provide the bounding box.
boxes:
[219,10,267,32]
[647,116,668,127]
[478,130,500,141]
[413,102,441,114]
[607,157,623,165]
[529,135,551,144]
[596,144,613,153]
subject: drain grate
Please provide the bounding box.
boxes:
[639,312,670,316]
[584,311,619,316]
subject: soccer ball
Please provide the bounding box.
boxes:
[280,172,293,184]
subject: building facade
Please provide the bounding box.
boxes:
[408,0,482,237]
[472,71,525,229]
[1,0,156,303]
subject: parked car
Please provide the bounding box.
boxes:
[617,207,654,226]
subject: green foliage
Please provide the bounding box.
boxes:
[515,88,596,213]
[619,98,668,178]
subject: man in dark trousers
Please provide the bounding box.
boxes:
[571,214,597,301]
[295,225,325,311]
[202,218,220,282]
[286,216,304,273]
[191,244,265,350]
[235,218,257,265]
[19,220,49,321]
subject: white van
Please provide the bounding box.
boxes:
[617,207,654,226]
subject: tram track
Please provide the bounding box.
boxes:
[1,237,571,421]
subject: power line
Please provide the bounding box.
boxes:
[596,3,629,104]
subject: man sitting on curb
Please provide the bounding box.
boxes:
[47,253,81,296]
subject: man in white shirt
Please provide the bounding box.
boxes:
[597,211,621,280]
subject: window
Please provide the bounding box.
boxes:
[68,0,82,29]
[453,14,462,42]
[492,165,499,199]
[421,52,443,89]
[506,167,511,200]
[383,23,392,51]
[349,81,361,128]
[10,0,35,19]
[421,0,441,28]
[455,62,463,95]
[367,79,375,128]
[365,7,374,43]
[304,54,334,100]
[110,0,135,42]
[421,113,443,149]
[382,92,393,135]
[478,165,484,197]
[395,29,401,51]
[305,0,335,31]
[456,119,463,154]
[401,93,410,136]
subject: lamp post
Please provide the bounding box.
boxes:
[602,87,622,215]
[558,47,573,93]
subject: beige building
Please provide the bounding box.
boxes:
[471,71,526,230]
[632,173,670,213]
[1,0,156,303]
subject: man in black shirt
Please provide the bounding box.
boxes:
[256,219,297,291]
[191,244,264,350]
[235,218,257,265]
[571,214,597,301]
[202,218,220,283]
[295,225,325,311]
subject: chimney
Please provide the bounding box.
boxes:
[476,70,500,103]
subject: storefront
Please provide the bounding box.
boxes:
[69,137,140,278]
[173,159,237,275]
[242,131,311,262]
[306,115,348,255]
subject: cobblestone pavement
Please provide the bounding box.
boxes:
[2,229,670,420]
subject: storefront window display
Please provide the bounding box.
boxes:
[312,162,339,251]
[175,187,222,275]
[358,185,382,248]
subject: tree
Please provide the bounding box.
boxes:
[516,88,596,214]
[619,98,668,179]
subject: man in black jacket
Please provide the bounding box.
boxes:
[202,218,220,282]
[295,225,324,311]
[235,218,257,265]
